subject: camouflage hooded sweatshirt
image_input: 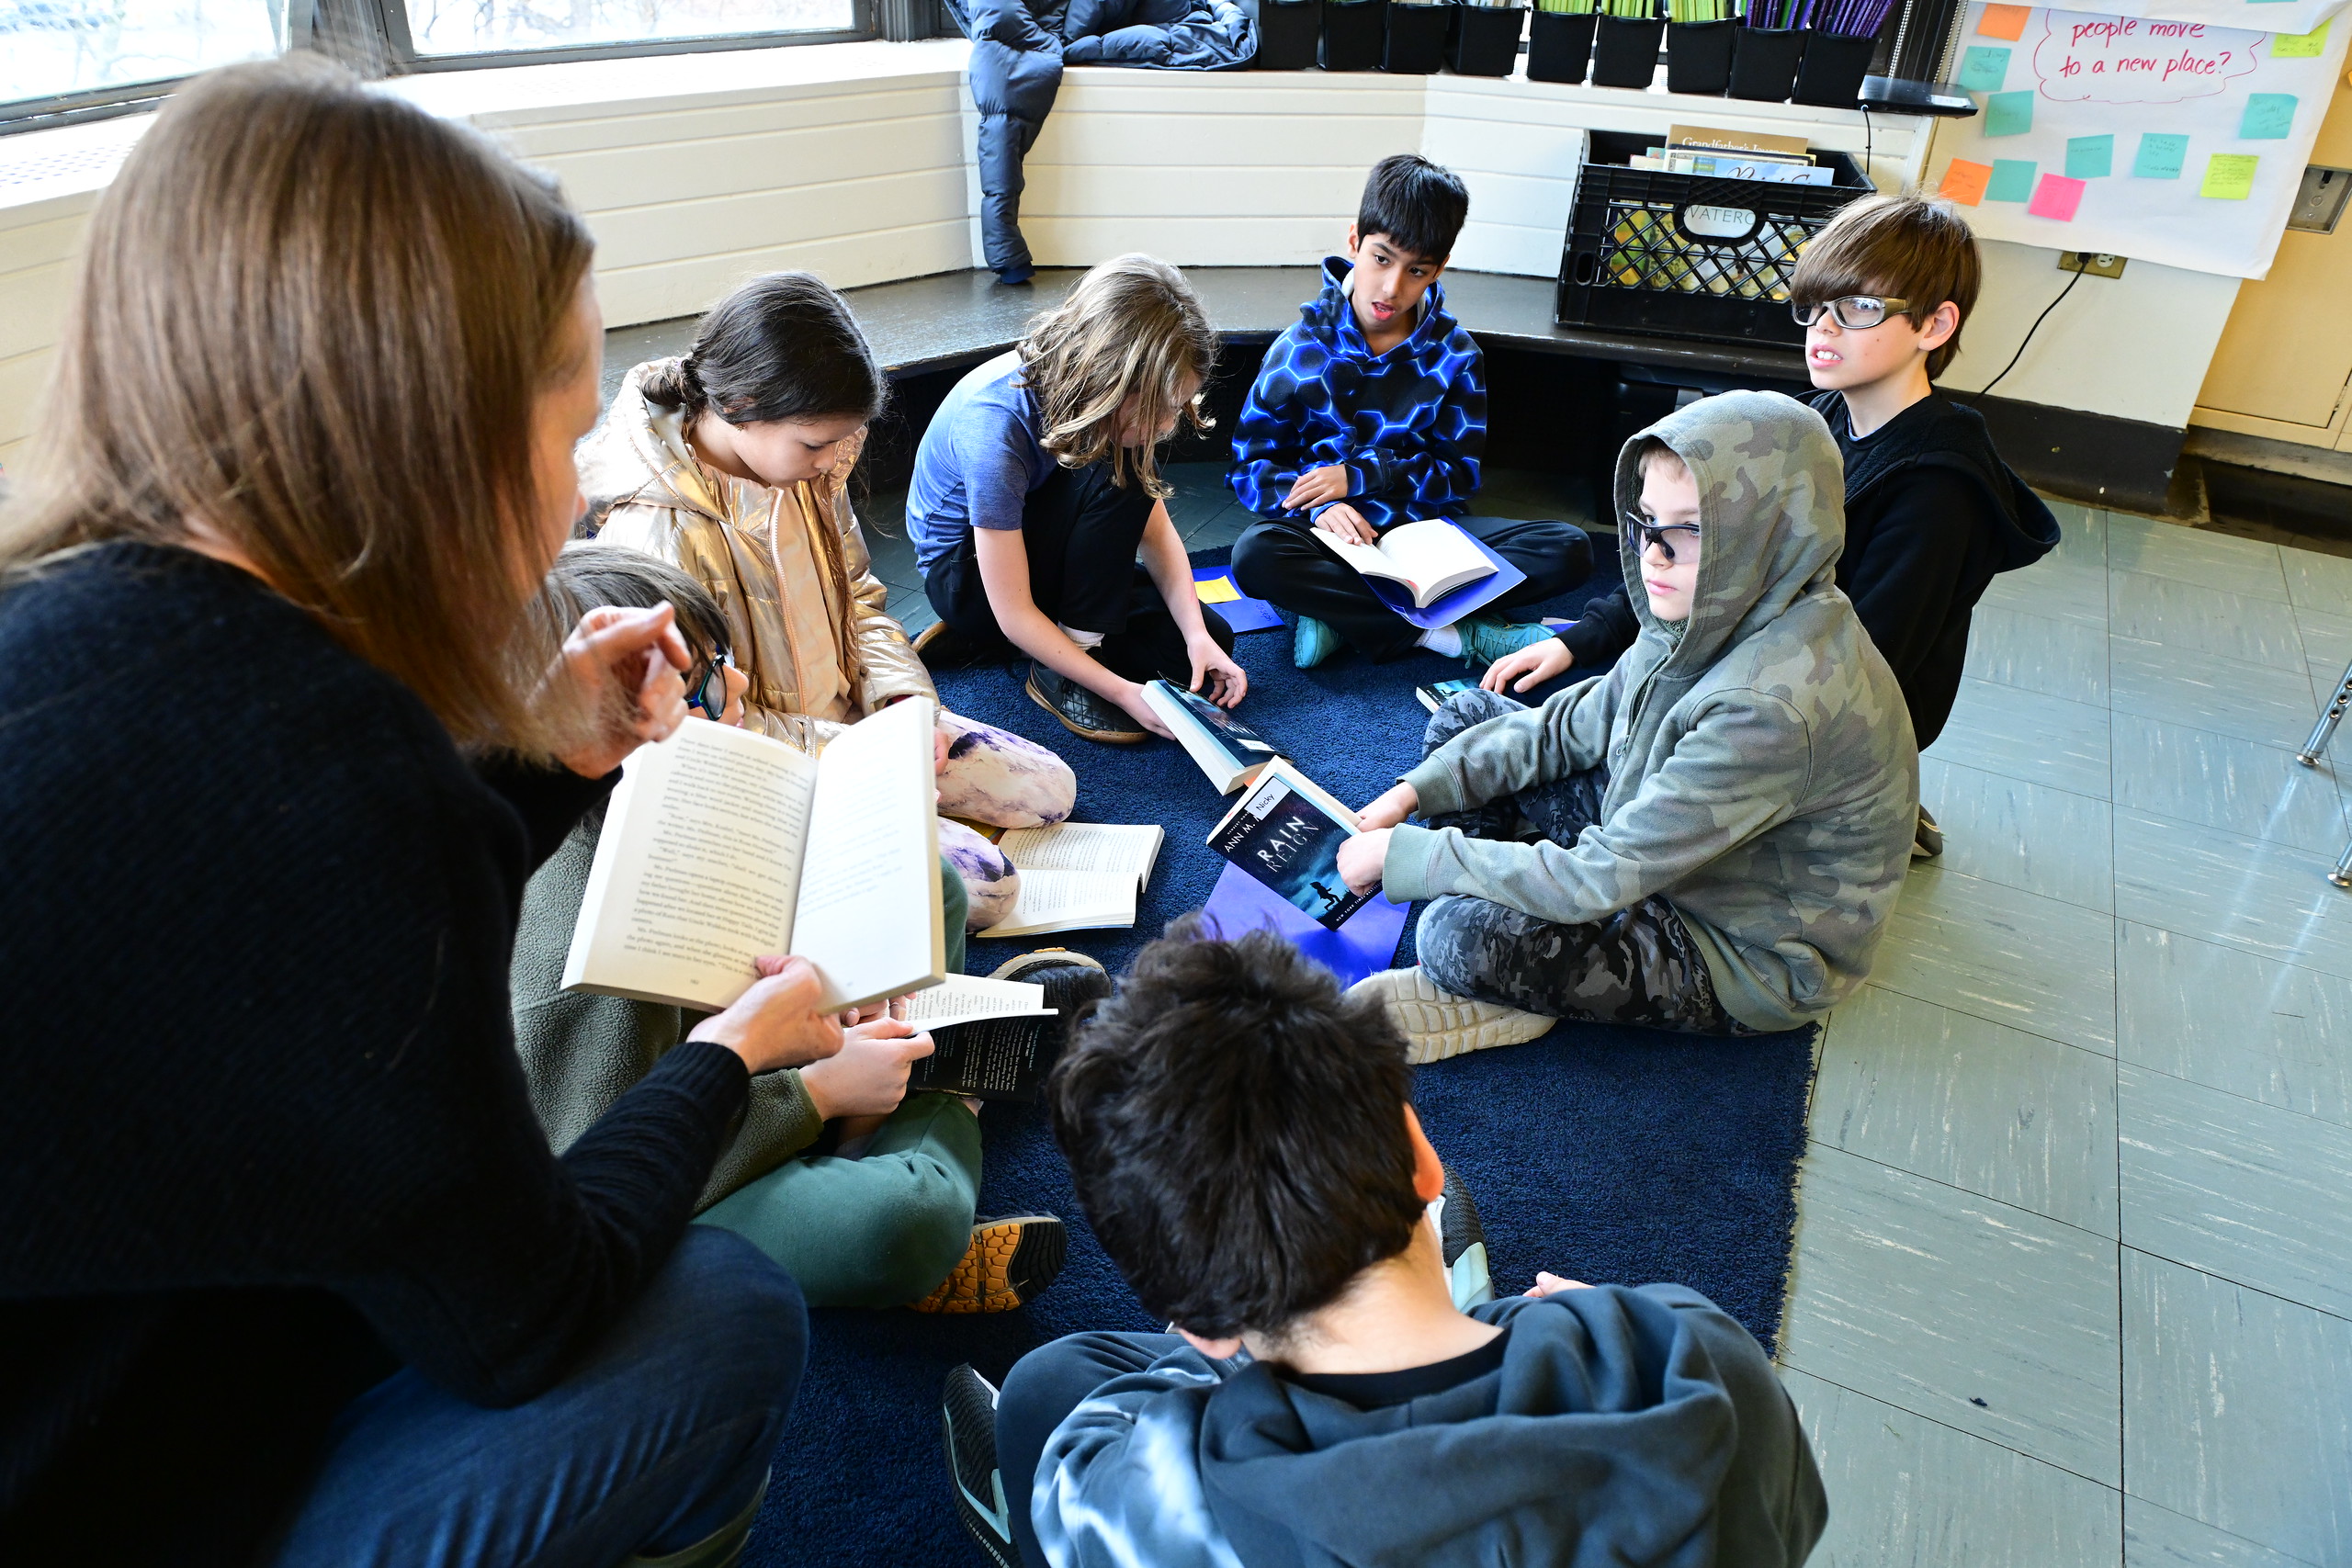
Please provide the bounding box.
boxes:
[1384,391,1918,1032]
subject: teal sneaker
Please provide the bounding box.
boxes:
[1456,615,1556,670]
[1292,614,1342,670]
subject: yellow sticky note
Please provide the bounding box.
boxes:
[2272,21,2328,57]
[1194,574,1241,604]
[1978,3,2030,40]
[2200,152,2260,200]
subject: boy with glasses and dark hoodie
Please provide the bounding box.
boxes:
[938,920,1826,1568]
[1482,195,2059,859]
[1227,154,1595,672]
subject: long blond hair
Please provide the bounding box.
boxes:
[1018,254,1216,499]
[0,54,596,758]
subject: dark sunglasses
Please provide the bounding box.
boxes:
[1791,294,1914,331]
[685,650,734,718]
[1625,514,1702,562]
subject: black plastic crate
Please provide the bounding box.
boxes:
[1555,129,1871,347]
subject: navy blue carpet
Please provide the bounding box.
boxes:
[745,545,1817,1568]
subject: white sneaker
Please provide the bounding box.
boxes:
[1347,967,1554,1064]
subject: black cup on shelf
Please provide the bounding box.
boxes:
[1451,2,1527,73]
[1321,0,1388,68]
[1725,23,1804,98]
[1589,12,1664,86]
[1254,0,1325,67]
[1384,0,1452,71]
[1790,28,1877,104]
[1664,18,1733,93]
[1526,7,1597,80]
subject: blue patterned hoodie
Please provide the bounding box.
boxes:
[1227,256,1486,531]
[1032,1286,1826,1568]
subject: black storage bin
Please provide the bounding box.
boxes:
[1385,0,1451,70]
[1664,18,1733,93]
[1589,14,1663,86]
[1321,0,1387,67]
[1790,28,1876,104]
[1725,24,1803,98]
[1253,0,1325,66]
[1450,3,1526,73]
[1555,129,1873,346]
[1526,7,1596,80]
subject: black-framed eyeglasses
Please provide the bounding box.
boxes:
[686,650,734,719]
[1791,295,1913,330]
[1625,514,1702,562]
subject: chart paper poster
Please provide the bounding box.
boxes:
[1930,1,2352,277]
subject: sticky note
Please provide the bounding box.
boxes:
[1194,573,1241,604]
[2241,93,2298,139]
[2200,152,2260,199]
[1986,159,2039,201]
[2027,173,2087,220]
[2132,132,2189,178]
[1959,45,2012,90]
[1940,158,1994,205]
[1984,90,2035,137]
[1977,2,2029,39]
[2271,21,2328,56]
[2065,134,2114,178]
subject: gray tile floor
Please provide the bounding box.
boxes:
[1781,502,2352,1567]
[856,461,2352,1561]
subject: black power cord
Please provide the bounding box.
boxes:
[1969,265,2084,406]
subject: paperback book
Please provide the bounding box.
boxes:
[977,821,1164,938]
[1204,760,1373,931]
[1311,520,1526,631]
[902,974,1063,1101]
[1143,678,1284,793]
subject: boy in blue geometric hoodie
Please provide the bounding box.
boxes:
[1228,155,1593,671]
[938,920,1826,1568]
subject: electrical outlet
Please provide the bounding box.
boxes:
[2057,251,2128,278]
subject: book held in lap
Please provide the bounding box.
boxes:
[560,697,944,1016]
[1311,519,1525,628]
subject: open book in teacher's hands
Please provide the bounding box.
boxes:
[1205,760,1374,931]
[977,821,1164,938]
[560,696,944,1017]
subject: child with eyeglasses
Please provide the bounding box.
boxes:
[1484,195,2057,860]
[1333,396,1918,1055]
[506,544,1087,1315]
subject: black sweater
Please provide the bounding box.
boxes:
[1555,390,2060,750]
[0,545,752,1563]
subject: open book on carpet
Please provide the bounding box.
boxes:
[561,697,944,1015]
[977,822,1163,938]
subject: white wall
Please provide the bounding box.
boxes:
[0,37,2241,469]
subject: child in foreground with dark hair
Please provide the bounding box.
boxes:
[1229,153,1592,671]
[938,919,1826,1568]
[1486,195,2056,856]
[580,269,1076,929]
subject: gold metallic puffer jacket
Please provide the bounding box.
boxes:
[579,362,934,754]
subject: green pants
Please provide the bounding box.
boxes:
[694,858,980,1309]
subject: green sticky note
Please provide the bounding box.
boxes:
[2272,21,2328,56]
[1985,159,2038,201]
[2065,134,2114,178]
[2133,132,2189,178]
[1984,90,2035,137]
[1959,45,2011,91]
[2201,152,2260,199]
[2241,93,2298,139]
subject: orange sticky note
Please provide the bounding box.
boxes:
[1940,158,1993,205]
[1978,3,2029,40]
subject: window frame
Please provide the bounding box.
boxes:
[1,0,875,133]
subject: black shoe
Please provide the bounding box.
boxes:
[1435,1170,1496,1307]
[1913,804,1944,860]
[911,618,1015,672]
[942,1365,1021,1568]
[1025,661,1148,744]
[989,949,1113,1073]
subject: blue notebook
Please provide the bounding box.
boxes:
[1191,567,1283,633]
[1200,862,1409,990]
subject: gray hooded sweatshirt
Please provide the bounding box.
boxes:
[1384,391,1918,1032]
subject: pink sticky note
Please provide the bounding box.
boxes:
[2027,173,2086,220]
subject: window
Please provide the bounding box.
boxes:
[399,0,855,57]
[4,0,286,112]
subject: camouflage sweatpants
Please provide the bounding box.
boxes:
[1412,689,1747,1035]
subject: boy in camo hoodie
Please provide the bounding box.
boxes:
[1338,389,1918,1052]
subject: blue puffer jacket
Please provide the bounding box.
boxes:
[1228,257,1487,532]
[1064,0,1254,64]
